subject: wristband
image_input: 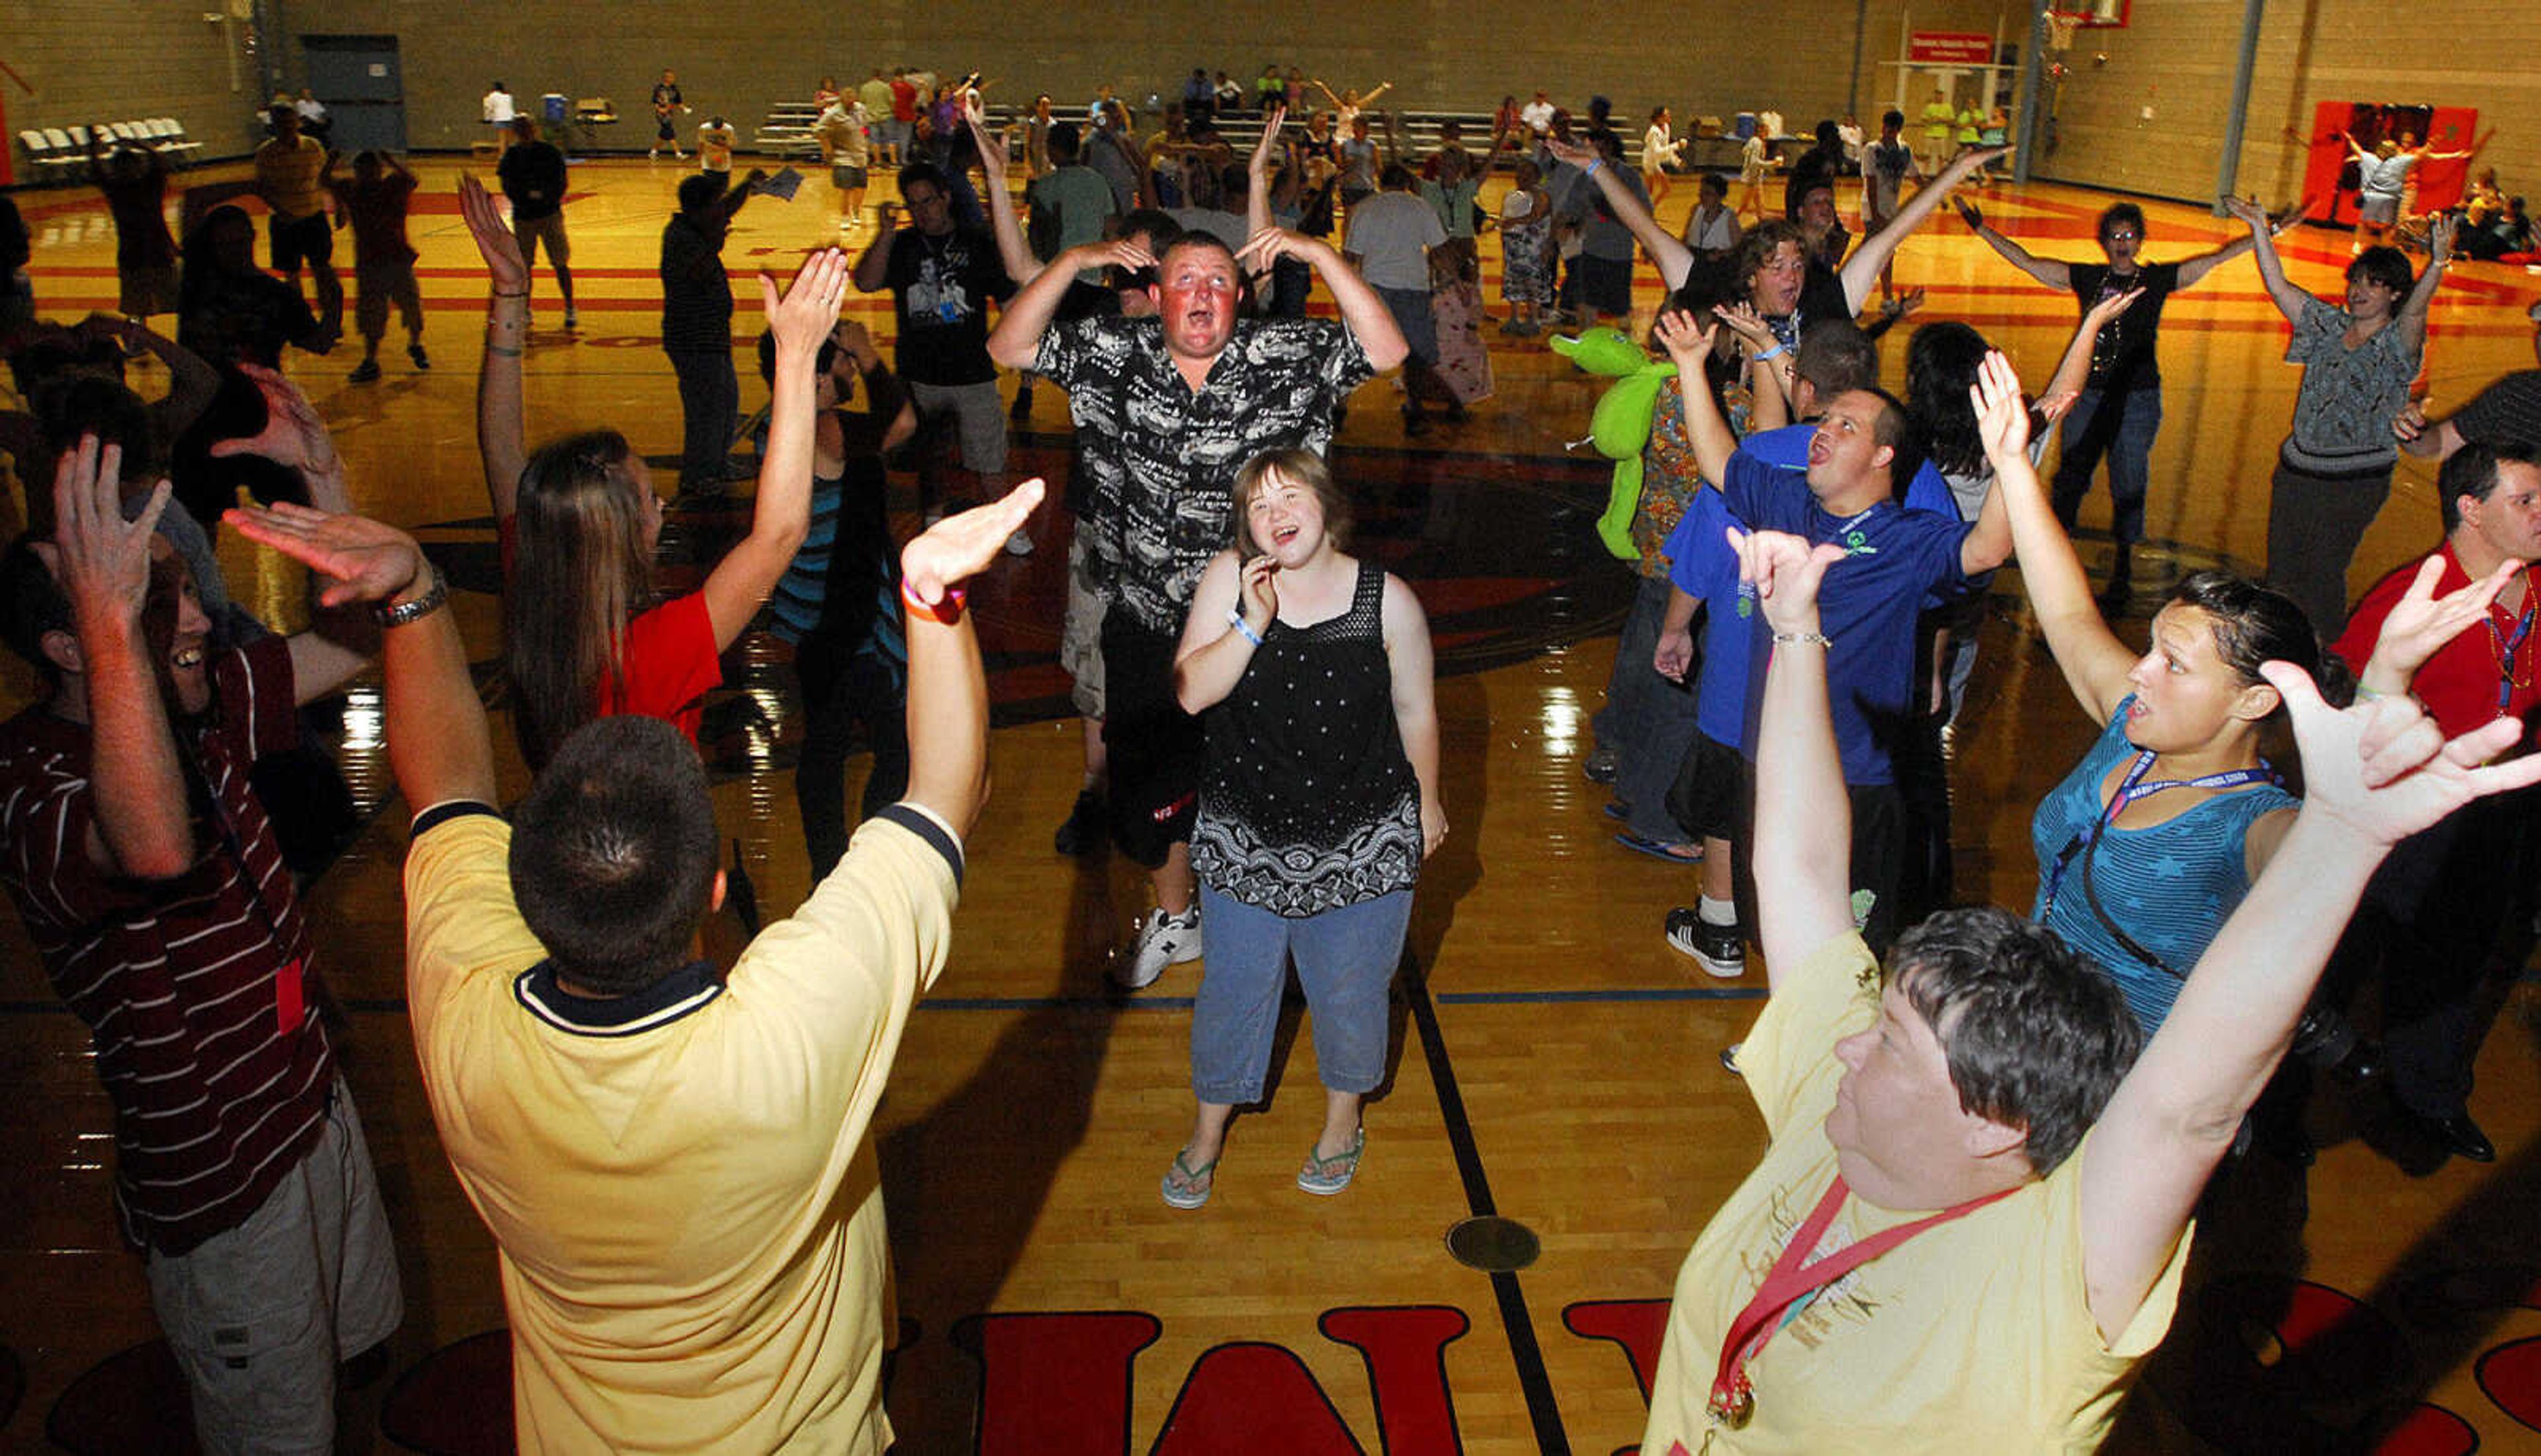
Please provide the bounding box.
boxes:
[1226,607,1265,646]
[373,564,447,628]
[1771,629,1831,648]
[1583,158,1604,177]
[901,580,965,623]
[1756,343,1788,361]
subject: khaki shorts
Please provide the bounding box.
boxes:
[146,1080,403,1456]
[905,378,1009,474]
[1061,530,1106,718]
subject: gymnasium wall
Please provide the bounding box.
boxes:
[243,0,2012,153]
[0,1,266,173]
[2026,0,2541,208]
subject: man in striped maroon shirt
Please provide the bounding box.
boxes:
[0,436,404,1451]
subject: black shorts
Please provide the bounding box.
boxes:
[1671,737,1905,953]
[1100,616,1204,869]
[1666,732,1746,843]
[1573,253,1633,315]
[269,212,333,273]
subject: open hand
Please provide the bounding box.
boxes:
[207,364,339,478]
[458,174,530,293]
[1715,301,1775,350]
[1968,349,2032,462]
[762,249,852,357]
[2264,660,2541,846]
[2362,554,2523,693]
[1251,105,1288,173]
[2084,284,2146,329]
[963,99,1008,183]
[902,478,1046,607]
[42,435,171,630]
[222,501,427,609]
[1651,308,1718,369]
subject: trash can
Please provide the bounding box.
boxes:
[1732,112,1758,140]
[542,93,568,123]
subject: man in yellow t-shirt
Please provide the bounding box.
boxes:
[1917,89,1956,174]
[1639,525,2541,1454]
[224,437,1044,1450]
[253,105,343,343]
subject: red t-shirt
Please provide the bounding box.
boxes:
[498,514,723,747]
[2335,544,2541,740]
[605,589,721,745]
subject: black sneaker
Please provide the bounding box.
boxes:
[1582,745,1619,784]
[347,358,382,384]
[408,343,431,370]
[1054,789,1105,856]
[1665,907,1746,979]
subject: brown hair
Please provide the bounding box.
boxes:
[1230,448,1352,557]
[502,429,654,771]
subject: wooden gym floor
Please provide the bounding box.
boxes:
[2,154,2540,1453]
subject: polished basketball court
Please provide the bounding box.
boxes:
[3,153,2540,1453]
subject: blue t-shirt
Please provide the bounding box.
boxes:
[1666,439,1971,784]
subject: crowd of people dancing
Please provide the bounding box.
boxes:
[3,62,2540,1453]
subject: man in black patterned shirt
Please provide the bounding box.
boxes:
[990,225,1406,986]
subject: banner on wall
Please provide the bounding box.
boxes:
[1908,32,1995,65]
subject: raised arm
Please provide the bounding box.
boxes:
[1236,228,1409,371]
[2222,196,2315,323]
[987,236,1155,370]
[965,102,1043,286]
[1740,529,1860,984]
[458,174,529,523]
[95,315,220,444]
[2081,670,2541,1344]
[1246,105,1288,243]
[2356,553,2524,699]
[1971,351,2138,721]
[1839,145,2006,315]
[222,501,484,810]
[697,251,850,650]
[851,204,899,292]
[1955,196,2072,290]
[1652,310,1738,486]
[896,480,1046,839]
[40,441,193,878]
[2041,285,2142,413]
[1715,302,1788,432]
[1545,136,1692,288]
[2391,214,2451,356]
[2170,230,2257,289]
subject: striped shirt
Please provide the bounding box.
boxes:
[0,636,334,1254]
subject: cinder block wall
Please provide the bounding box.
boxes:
[2031,0,2541,206]
[0,0,267,173]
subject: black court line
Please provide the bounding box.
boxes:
[1402,946,1572,1456]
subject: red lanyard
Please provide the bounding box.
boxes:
[1706,1174,2019,1430]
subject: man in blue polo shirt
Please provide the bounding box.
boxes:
[1647,309,2008,972]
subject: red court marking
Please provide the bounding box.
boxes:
[1151,1342,1366,1455]
[958,1309,1159,1456]
[2476,1334,2541,1434]
[1562,1298,1672,1402]
[1321,1305,1472,1456]
[2374,1402,2479,1455]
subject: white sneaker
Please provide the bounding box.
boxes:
[1114,906,1202,989]
[1004,529,1034,557]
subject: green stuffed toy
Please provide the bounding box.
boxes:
[1552,326,1677,561]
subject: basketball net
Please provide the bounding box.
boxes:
[2046,11,2082,51]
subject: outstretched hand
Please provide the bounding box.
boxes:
[1233,226,1323,272]
[2084,284,2146,329]
[1542,136,1596,169]
[1651,308,1718,369]
[2364,554,2524,692]
[206,364,340,478]
[1969,349,2032,462]
[41,436,171,629]
[1715,301,1775,351]
[1727,527,1848,634]
[762,249,852,355]
[222,501,428,609]
[963,99,1009,183]
[2425,212,2456,267]
[458,174,529,293]
[2221,195,2270,232]
[902,478,1046,607]
[2264,660,2541,847]
[1250,105,1288,173]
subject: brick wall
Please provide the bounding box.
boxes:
[2034,0,2541,208]
[0,0,267,174]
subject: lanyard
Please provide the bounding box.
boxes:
[1706,1174,2018,1430]
[2489,595,2534,715]
[2037,748,2275,921]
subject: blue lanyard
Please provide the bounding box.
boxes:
[2039,748,2276,922]
[2490,597,2534,715]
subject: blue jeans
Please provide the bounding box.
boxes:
[1190,886,1412,1103]
[2051,386,2162,546]
[1603,575,1703,843]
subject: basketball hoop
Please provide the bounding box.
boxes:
[2046,11,2083,52]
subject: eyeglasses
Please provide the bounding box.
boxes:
[2104,230,2141,243]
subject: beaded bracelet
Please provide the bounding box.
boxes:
[1771,629,1832,648]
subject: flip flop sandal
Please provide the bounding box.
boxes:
[1161,1148,1218,1210]
[1297,1128,1366,1196]
[1614,832,1705,864]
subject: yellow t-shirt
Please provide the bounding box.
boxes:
[1921,101,1957,142]
[255,135,330,222]
[1638,931,2191,1455]
[404,804,962,1454]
